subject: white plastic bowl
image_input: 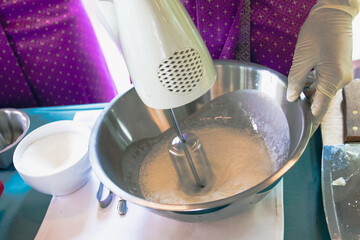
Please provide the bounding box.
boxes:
[13,120,92,196]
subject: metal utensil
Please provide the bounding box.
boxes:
[322,78,360,239]
[0,132,7,151]
[97,182,128,215]
[0,108,30,169]
[89,60,313,222]
[0,111,14,145]
[96,182,114,209]
[322,145,360,240]
[117,198,128,216]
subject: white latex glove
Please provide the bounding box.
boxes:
[287,0,359,132]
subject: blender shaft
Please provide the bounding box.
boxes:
[169,109,204,188]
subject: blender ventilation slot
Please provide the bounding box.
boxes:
[158,48,204,94]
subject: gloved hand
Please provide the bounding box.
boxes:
[287,0,359,132]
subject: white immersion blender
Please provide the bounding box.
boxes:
[95,0,217,191]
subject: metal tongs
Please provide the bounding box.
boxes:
[96,182,128,215]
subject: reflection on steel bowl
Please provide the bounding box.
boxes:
[89,61,313,222]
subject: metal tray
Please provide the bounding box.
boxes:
[322,144,360,240]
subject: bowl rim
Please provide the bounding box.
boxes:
[13,120,91,178]
[0,108,30,153]
[89,60,314,212]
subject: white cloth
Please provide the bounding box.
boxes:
[35,173,284,240]
[35,111,284,240]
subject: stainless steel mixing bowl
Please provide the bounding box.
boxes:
[89,60,313,222]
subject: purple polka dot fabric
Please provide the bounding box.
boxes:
[250,0,316,76]
[181,0,317,76]
[0,23,38,107]
[0,0,117,108]
[182,0,244,60]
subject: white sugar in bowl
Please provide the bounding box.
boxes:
[13,120,92,196]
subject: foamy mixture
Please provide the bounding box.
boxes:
[21,132,88,175]
[139,126,274,204]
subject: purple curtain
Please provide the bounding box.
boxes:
[181,0,317,76]
[182,0,244,60]
[0,0,319,108]
[250,0,317,76]
[0,0,117,108]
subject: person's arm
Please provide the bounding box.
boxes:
[287,0,360,132]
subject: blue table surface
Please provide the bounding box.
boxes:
[0,103,330,240]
